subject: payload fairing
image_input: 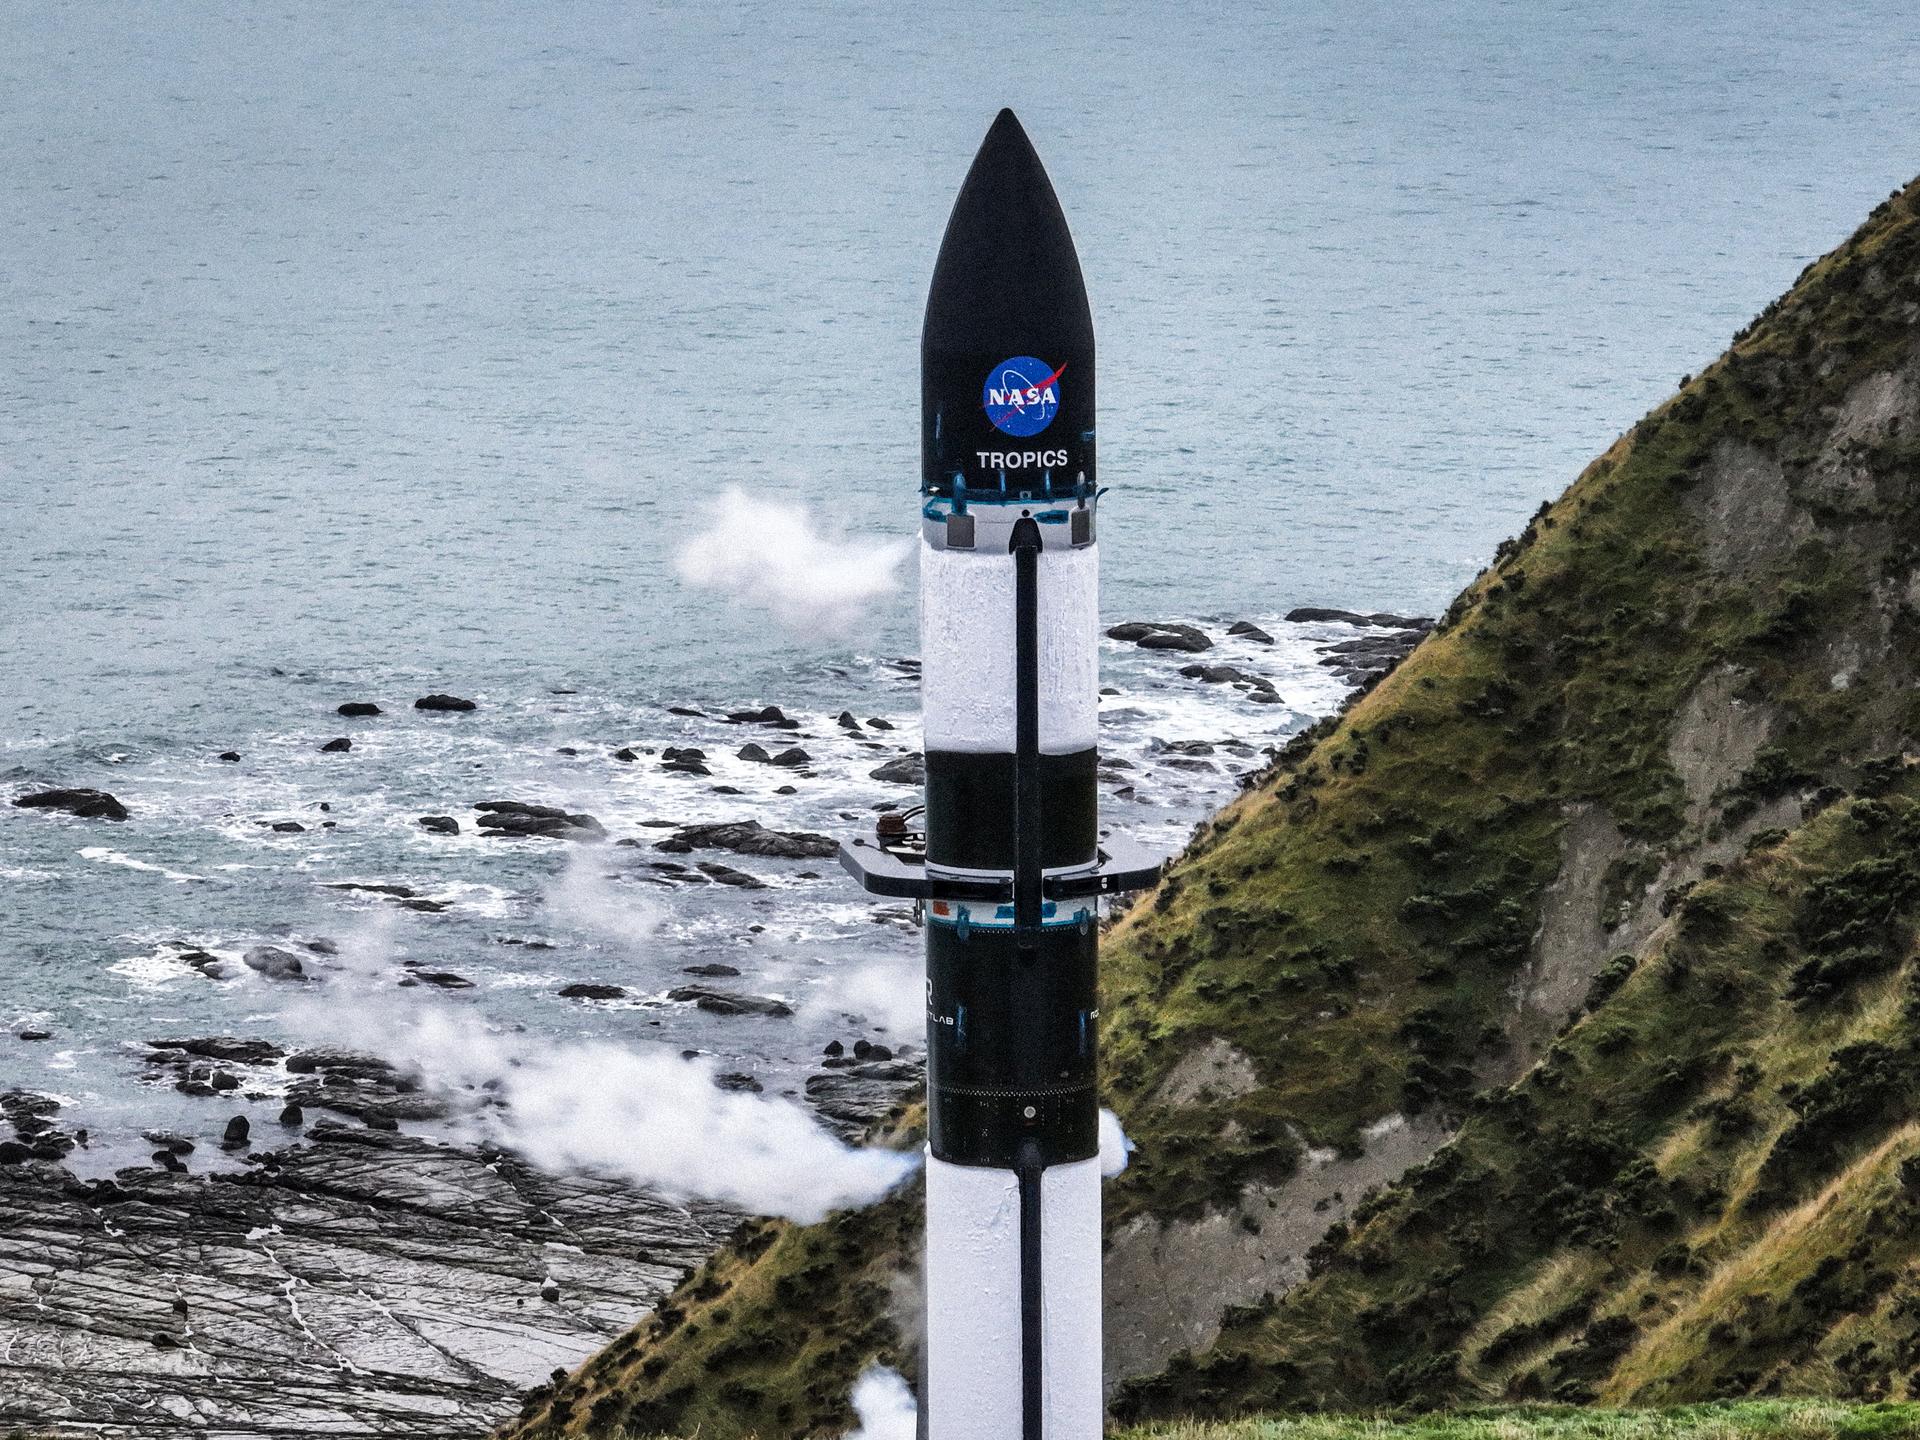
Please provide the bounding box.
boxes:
[842,108,1156,1440]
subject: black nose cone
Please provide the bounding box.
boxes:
[922,110,1094,500]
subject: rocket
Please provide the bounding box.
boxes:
[841,109,1157,1440]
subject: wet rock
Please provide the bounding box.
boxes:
[737,742,772,763]
[805,1058,924,1140]
[660,756,712,776]
[143,1132,195,1156]
[1227,621,1274,643]
[716,1072,763,1094]
[823,1040,845,1057]
[1107,622,1212,653]
[242,946,308,982]
[0,1141,30,1165]
[474,801,605,841]
[769,747,811,767]
[658,819,836,860]
[682,963,741,978]
[869,754,925,785]
[16,1030,50,1043]
[418,815,461,835]
[710,784,744,795]
[271,820,307,832]
[866,717,895,731]
[320,737,353,753]
[558,983,626,1001]
[327,881,418,898]
[148,1036,288,1067]
[667,704,706,717]
[611,747,639,762]
[337,702,383,717]
[11,787,129,821]
[665,987,793,1018]
[415,694,477,712]
[279,1104,305,1126]
[218,750,242,762]
[775,785,798,795]
[724,705,800,729]
[221,1116,251,1150]
[1285,606,1434,628]
[697,861,765,889]
[210,1071,241,1092]
[414,971,475,990]
[837,711,861,730]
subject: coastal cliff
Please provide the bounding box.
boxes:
[504,173,1920,1438]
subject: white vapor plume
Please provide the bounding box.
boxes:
[843,1365,917,1440]
[1099,1107,1132,1177]
[298,937,918,1224]
[810,958,923,1038]
[676,486,912,637]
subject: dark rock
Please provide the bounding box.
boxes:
[662,747,707,762]
[0,1141,31,1165]
[769,747,811,768]
[415,694,477,712]
[716,1072,763,1094]
[1227,621,1275,643]
[853,1039,873,1059]
[540,1280,562,1302]
[660,758,712,776]
[866,717,895,731]
[724,705,798,729]
[658,820,836,860]
[279,1104,305,1127]
[326,881,417,898]
[12,788,129,821]
[612,747,639,762]
[824,1040,845,1057]
[697,861,765,889]
[271,820,307,832]
[210,1071,241,1092]
[148,1036,286,1065]
[682,964,741,978]
[320,737,352,754]
[558,983,626,1001]
[418,815,461,835]
[837,711,861,730]
[414,971,475,990]
[242,947,307,982]
[143,1132,195,1156]
[364,1114,399,1132]
[1285,606,1433,628]
[337,702,383,717]
[474,801,605,841]
[775,785,798,795]
[666,987,793,1018]
[869,754,925,785]
[667,705,705,717]
[17,1030,51,1042]
[218,751,242,762]
[1107,622,1212,653]
[221,1116,251,1150]
[737,742,772,763]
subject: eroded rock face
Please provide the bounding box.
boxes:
[0,1125,732,1438]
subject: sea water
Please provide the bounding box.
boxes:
[2,0,1917,1165]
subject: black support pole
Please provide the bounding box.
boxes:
[1010,516,1043,950]
[1017,1137,1045,1440]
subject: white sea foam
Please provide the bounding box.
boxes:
[79,848,210,884]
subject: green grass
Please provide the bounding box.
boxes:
[503,176,1920,1440]
[1114,1403,1920,1438]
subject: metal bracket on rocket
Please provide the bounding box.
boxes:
[837,834,1165,903]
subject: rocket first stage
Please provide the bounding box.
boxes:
[841,109,1158,1440]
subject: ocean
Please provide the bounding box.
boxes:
[2,0,1917,1171]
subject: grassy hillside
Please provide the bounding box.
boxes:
[1113,1404,1920,1439]
[504,175,1920,1440]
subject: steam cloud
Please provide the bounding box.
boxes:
[676,486,912,636]
[297,926,917,1225]
[843,1366,918,1440]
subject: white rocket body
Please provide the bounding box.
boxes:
[920,525,1103,1439]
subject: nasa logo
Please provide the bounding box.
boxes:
[982,356,1064,438]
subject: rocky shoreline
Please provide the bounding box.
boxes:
[0,1044,922,1438]
[0,611,1426,1436]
